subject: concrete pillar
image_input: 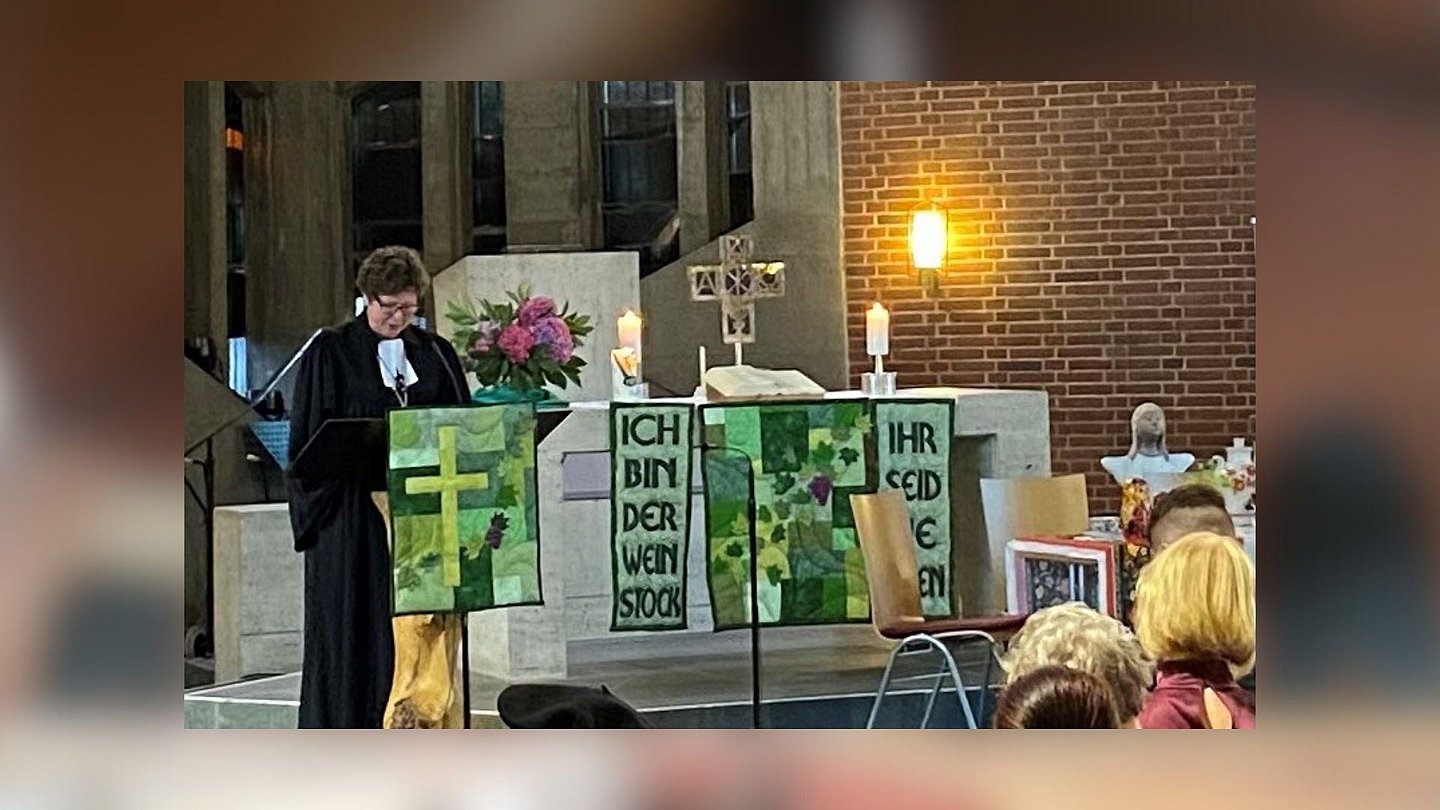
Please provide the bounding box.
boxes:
[676,81,728,254]
[184,81,228,352]
[745,81,848,388]
[421,81,473,277]
[502,81,599,250]
[641,81,849,394]
[242,82,349,390]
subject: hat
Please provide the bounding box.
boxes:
[496,683,653,729]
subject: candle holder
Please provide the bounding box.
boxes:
[614,308,647,401]
[860,354,897,396]
[610,348,648,401]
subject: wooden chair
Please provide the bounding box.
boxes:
[978,474,1091,616]
[851,490,1027,729]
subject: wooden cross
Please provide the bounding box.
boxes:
[688,234,786,348]
[405,425,489,586]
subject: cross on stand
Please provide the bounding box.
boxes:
[405,425,489,586]
[688,234,786,365]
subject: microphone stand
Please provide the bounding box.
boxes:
[182,326,325,654]
[184,326,326,458]
[700,442,762,729]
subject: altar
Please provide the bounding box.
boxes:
[208,386,1050,684]
[465,385,1050,679]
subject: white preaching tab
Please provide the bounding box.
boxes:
[376,339,419,390]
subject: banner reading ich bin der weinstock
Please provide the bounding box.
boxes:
[609,402,694,631]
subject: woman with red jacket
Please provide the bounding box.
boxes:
[1133,531,1256,729]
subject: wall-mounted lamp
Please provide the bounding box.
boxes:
[909,207,947,294]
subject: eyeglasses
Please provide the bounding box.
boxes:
[373,299,420,318]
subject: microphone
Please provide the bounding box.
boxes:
[430,340,467,403]
[402,323,466,403]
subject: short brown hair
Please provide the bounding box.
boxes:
[1148,484,1234,552]
[993,666,1120,729]
[356,246,429,299]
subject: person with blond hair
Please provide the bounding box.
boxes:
[1133,531,1257,729]
[1001,602,1153,727]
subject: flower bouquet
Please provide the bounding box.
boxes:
[1188,455,1256,515]
[445,285,594,397]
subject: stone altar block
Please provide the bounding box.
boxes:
[431,252,640,403]
[210,387,1052,683]
[212,504,303,683]
[475,386,1051,680]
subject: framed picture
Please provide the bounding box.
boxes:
[1006,537,1119,617]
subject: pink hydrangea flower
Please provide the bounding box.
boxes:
[497,324,535,363]
[532,316,574,362]
[515,296,556,326]
[470,321,498,354]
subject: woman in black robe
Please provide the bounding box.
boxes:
[286,246,469,728]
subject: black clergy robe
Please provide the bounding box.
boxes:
[287,315,469,728]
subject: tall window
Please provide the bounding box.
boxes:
[725,81,754,229]
[472,81,507,253]
[224,84,248,394]
[351,82,423,268]
[597,81,679,276]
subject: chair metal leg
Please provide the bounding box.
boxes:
[869,632,999,729]
[866,640,906,729]
[935,640,978,729]
[918,659,947,729]
[977,644,997,727]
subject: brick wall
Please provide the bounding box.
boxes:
[840,81,1256,512]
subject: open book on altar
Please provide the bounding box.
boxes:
[702,364,826,401]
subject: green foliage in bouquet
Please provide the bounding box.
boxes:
[445,284,594,392]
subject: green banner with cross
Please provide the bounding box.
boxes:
[609,403,695,631]
[387,404,542,615]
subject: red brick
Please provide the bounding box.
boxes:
[840,81,1254,512]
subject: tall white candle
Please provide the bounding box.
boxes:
[866,302,890,357]
[698,345,707,380]
[617,309,643,357]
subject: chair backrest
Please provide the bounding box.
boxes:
[978,474,1091,614]
[850,490,923,628]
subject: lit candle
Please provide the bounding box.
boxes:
[617,309,643,357]
[866,302,890,357]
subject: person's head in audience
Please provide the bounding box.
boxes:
[1147,484,1236,554]
[1001,601,1152,727]
[1134,530,1256,679]
[993,665,1120,729]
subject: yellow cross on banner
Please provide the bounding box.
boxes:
[405,425,490,586]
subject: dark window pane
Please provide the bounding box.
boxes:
[224,83,246,336]
[597,80,678,277]
[725,81,754,228]
[351,82,423,265]
[226,268,246,338]
[471,81,507,254]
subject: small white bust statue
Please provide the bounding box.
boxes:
[1101,402,1195,485]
